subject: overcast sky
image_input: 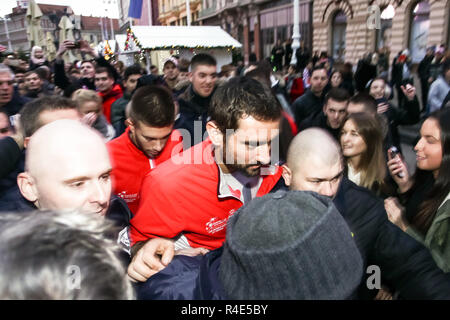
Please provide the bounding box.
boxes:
[0,0,120,18]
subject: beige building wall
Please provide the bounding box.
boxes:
[313,0,449,65]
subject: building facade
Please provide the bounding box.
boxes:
[198,0,313,65]
[158,0,202,25]
[117,0,160,32]
[0,3,119,53]
[312,0,450,65]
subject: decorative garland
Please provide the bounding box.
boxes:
[124,28,143,52]
[124,27,146,62]
[103,40,114,61]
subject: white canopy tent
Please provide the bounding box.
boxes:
[115,26,242,71]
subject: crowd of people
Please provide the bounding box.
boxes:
[0,37,450,300]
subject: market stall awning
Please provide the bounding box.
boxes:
[126,26,242,50]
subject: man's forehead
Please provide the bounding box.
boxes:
[0,73,13,80]
[327,99,348,109]
[311,69,327,77]
[232,116,280,138]
[193,65,216,74]
[95,73,110,78]
[299,158,343,178]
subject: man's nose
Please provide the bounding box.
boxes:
[90,182,109,207]
[154,140,164,152]
[256,144,271,165]
[320,182,335,197]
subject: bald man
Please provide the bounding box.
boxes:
[14,119,176,260]
[281,128,450,300]
[124,128,450,298]
[18,120,112,215]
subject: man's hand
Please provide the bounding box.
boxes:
[127,238,175,282]
[384,197,409,232]
[79,40,98,58]
[401,84,416,101]
[377,102,389,114]
[56,41,70,58]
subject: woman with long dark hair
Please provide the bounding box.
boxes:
[340,112,388,196]
[367,77,421,153]
[385,107,450,272]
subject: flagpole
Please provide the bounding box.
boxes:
[186,0,191,26]
[147,0,152,26]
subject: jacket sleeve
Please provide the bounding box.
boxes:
[427,81,443,114]
[370,201,450,299]
[135,255,202,300]
[0,137,21,179]
[393,96,420,126]
[53,58,71,90]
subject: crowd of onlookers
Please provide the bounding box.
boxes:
[0,37,450,300]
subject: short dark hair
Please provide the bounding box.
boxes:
[348,93,378,114]
[178,58,190,72]
[24,70,41,79]
[324,88,350,105]
[129,85,175,127]
[95,67,114,79]
[19,96,78,137]
[310,65,327,77]
[190,53,217,72]
[209,76,282,133]
[123,64,143,81]
[81,60,95,67]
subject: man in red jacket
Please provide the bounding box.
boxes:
[107,85,183,215]
[128,77,283,281]
[95,67,122,123]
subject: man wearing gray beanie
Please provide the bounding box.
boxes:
[135,190,363,300]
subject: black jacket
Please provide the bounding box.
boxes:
[0,137,21,180]
[175,84,216,149]
[354,60,377,92]
[54,56,119,98]
[299,111,340,141]
[334,177,450,299]
[382,97,421,152]
[418,54,434,80]
[273,177,450,299]
[292,89,325,128]
[1,88,30,117]
[135,247,226,300]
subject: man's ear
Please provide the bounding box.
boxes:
[281,164,292,187]
[206,121,224,148]
[126,118,135,131]
[23,137,31,149]
[17,172,39,204]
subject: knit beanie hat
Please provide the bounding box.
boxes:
[219,190,363,300]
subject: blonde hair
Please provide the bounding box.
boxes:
[71,89,102,112]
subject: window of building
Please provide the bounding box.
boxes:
[331,10,346,62]
[376,5,394,51]
[409,0,430,63]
